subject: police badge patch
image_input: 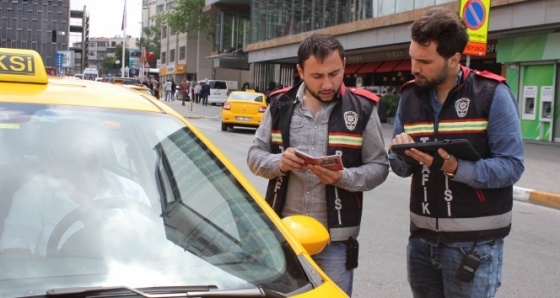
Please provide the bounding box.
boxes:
[344,111,358,131]
[455,98,470,118]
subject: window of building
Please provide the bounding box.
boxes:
[161,51,166,64]
[249,0,454,43]
[170,49,175,63]
[215,12,250,54]
[179,46,185,60]
[162,26,167,39]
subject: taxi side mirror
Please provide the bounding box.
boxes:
[282,215,329,256]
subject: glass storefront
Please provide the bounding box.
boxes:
[249,0,454,43]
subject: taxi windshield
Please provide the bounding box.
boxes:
[0,103,307,296]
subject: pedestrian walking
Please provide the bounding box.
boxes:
[164,79,172,101]
[194,82,201,104]
[152,79,160,99]
[171,79,177,101]
[200,80,210,106]
[180,80,190,106]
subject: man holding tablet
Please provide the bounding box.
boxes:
[389,7,524,298]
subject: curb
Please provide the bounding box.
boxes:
[513,186,560,209]
[184,114,220,120]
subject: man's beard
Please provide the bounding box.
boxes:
[305,86,340,103]
[415,62,449,88]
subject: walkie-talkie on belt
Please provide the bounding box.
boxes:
[456,240,481,282]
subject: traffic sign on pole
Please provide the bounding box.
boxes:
[460,0,491,56]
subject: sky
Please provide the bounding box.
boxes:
[70,0,143,38]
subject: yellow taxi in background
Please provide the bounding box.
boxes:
[121,83,157,100]
[221,90,267,131]
[0,48,347,297]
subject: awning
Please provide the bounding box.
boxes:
[375,60,402,73]
[344,63,365,74]
[393,59,411,72]
[356,61,383,74]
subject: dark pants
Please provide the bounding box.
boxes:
[181,92,189,105]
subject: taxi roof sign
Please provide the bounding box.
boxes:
[0,48,48,84]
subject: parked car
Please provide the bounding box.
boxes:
[221,90,268,131]
[0,48,347,298]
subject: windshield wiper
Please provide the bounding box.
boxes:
[45,285,286,298]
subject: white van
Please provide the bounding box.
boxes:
[199,79,238,105]
[82,68,99,81]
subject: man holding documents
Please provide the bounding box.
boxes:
[389,8,525,298]
[247,33,389,296]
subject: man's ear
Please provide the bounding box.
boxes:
[450,52,461,67]
[296,64,303,78]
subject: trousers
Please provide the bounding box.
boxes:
[312,241,354,296]
[407,236,504,298]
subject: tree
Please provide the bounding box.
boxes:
[101,56,116,74]
[114,44,130,70]
[136,14,162,68]
[163,0,215,42]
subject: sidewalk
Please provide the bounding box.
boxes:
[166,99,560,210]
[167,99,222,120]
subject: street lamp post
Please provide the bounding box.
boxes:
[115,60,121,77]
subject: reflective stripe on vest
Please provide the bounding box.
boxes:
[271,130,282,145]
[438,119,488,134]
[410,211,512,232]
[404,119,488,137]
[328,132,363,148]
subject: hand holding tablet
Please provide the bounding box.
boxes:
[390,139,481,165]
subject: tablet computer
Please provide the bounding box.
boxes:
[390,139,481,165]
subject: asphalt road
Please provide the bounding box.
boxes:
[168,100,560,297]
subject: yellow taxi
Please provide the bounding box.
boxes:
[0,48,347,297]
[220,90,267,131]
[121,83,157,100]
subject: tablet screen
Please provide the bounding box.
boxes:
[390,139,481,165]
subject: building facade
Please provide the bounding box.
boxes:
[145,0,250,85]
[0,0,70,69]
[0,0,93,75]
[216,0,559,143]
[80,37,138,76]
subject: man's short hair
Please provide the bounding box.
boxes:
[410,7,469,58]
[297,33,345,69]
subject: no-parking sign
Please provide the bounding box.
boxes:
[460,0,491,56]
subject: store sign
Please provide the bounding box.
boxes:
[464,42,487,56]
